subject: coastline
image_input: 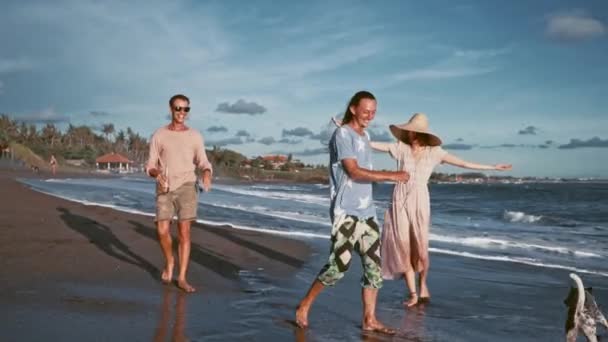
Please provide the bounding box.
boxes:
[3,167,607,341]
[0,168,311,339]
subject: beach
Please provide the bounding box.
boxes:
[1,167,607,341]
[0,169,311,341]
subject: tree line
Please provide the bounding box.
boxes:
[0,114,260,172]
[0,114,152,166]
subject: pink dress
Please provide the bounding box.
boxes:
[373,141,447,279]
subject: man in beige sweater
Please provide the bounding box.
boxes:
[146,94,213,293]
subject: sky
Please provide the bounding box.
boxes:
[0,0,607,178]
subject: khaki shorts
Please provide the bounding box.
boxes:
[155,182,198,222]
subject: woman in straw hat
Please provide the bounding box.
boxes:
[370,113,511,307]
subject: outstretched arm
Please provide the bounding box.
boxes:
[370,141,392,152]
[442,153,512,171]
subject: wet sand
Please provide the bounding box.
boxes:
[0,169,310,340]
[3,167,607,341]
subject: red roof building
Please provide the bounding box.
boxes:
[95,152,132,164]
[262,155,288,163]
[95,152,133,172]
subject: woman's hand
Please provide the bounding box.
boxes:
[494,164,512,171]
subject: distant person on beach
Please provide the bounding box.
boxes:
[146,94,213,293]
[49,154,57,175]
[370,113,511,307]
[295,91,409,334]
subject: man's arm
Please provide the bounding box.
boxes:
[342,158,409,183]
[146,133,162,179]
[195,133,213,191]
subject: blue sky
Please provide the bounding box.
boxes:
[0,0,607,177]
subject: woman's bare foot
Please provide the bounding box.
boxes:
[403,292,418,307]
[362,318,396,335]
[161,263,174,284]
[177,279,196,293]
[295,304,310,328]
[419,284,430,302]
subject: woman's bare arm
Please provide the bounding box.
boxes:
[370,141,392,152]
[442,153,512,171]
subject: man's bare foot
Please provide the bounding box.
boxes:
[362,318,396,335]
[403,292,418,307]
[295,304,310,328]
[177,279,196,293]
[161,263,174,284]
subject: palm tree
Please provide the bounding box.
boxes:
[0,115,18,141]
[114,129,126,152]
[27,124,38,143]
[41,123,60,148]
[18,122,28,143]
[102,123,115,143]
[64,124,75,147]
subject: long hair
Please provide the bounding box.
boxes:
[405,132,431,147]
[341,91,376,125]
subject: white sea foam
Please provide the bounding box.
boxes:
[22,182,607,278]
[429,248,608,277]
[29,188,156,217]
[213,184,329,206]
[429,234,601,258]
[195,218,328,239]
[503,210,542,223]
[204,202,330,226]
[250,185,303,192]
[44,178,73,183]
[27,185,329,239]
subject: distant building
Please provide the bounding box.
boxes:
[95,152,133,173]
[262,155,288,169]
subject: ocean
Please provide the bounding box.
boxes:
[18,176,608,341]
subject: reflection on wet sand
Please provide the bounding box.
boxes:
[154,288,188,342]
[399,303,428,341]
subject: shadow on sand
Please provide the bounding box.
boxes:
[194,224,305,268]
[57,207,159,280]
[129,220,241,281]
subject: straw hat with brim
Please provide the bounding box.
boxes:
[389,113,442,146]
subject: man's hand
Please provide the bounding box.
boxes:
[200,170,212,192]
[156,173,168,186]
[392,170,410,183]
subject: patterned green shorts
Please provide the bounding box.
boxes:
[317,215,383,289]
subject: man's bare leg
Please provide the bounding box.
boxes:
[362,288,395,335]
[295,279,325,328]
[176,220,195,293]
[157,220,174,284]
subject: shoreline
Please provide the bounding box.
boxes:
[0,169,311,293]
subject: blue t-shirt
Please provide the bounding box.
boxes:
[328,124,376,223]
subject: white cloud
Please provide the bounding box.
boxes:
[16,108,70,124]
[0,80,4,94]
[394,67,496,81]
[392,48,504,82]
[546,11,606,42]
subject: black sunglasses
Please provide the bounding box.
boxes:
[174,106,191,113]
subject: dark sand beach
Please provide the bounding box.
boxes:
[2,166,607,341]
[0,169,311,341]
